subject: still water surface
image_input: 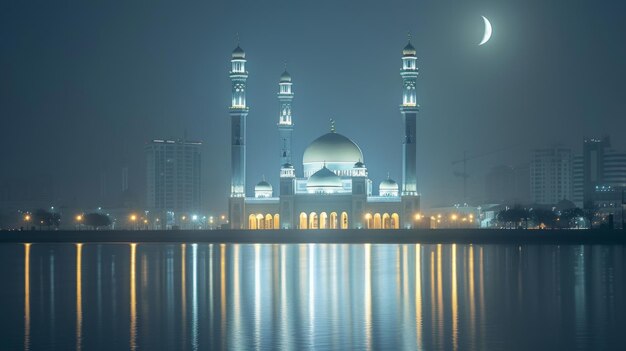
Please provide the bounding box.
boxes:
[0,243,624,350]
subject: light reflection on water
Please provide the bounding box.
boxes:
[0,242,624,350]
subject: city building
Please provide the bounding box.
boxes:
[572,154,583,208]
[530,147,573,205]
[582,137,609,209]
[227,39,421,229]
[581,136,626,206]
[145,139,202,225]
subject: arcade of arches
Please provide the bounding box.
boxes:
[299,211,349,229]
[248,213,280,229]
[248,211,401,229]
[365,213,400,229]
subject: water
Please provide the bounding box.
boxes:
[0,242,624,350]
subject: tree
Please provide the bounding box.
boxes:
[32,209,61,230]
[497,207,530,229]
[530,209,558,229]
[558,208,585,228]
[582,209,596,229]
[83,213,111,230]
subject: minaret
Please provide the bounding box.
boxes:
[400,34,418,196]
[277,65,294,166]
[228,43,249,229]
[399,34,420,228]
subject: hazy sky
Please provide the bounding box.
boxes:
[1,0,625,211]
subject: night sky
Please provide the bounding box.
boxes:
[1,0,625,211]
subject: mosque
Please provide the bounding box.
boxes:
[228,38,421,229]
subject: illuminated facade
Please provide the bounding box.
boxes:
[228,40,421,229]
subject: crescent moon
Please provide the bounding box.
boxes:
[479,16,492,46]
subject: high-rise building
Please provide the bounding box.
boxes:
[603,150,626,188]
[530,147,573,205]
[582,137,608,209]
[145,139,202,215]
[572,154,583,208]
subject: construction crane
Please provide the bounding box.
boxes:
[452,144,522,203]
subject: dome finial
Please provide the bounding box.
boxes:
[407,31,411,43]
[330,118,335,133]
[236,32,240,46]
[387,171,390,179]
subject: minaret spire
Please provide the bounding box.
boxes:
[277,63,294,167]
[228,41,249,229]
[399,35,420,227]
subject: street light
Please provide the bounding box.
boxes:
[130,214,137,230]
[24,214,31,230]
[76,214,83,230]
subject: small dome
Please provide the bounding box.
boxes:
[380,178,398,190]
[281,162,294,169]
[307,166,342,188]
[255,180,272,191]
[280,70,291,83]
[379,176,399,196]
[232,45,245,59]
[402,41,416,57]
[354,161,366,168]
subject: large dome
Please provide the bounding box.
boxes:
[303,132,363,164]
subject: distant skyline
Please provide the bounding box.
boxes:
[2,0,625,210]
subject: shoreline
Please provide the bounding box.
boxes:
[1,228,625,245]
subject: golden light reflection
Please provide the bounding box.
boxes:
[231,244,242,349]
[479,246,486,343]
[76,243,83,351]
[469,246,476,345]
[191,244,198,350]
[437,244,443,346]
[364,243,372,351]
[451,244,458,351]
[308,244,316,343]
[220,243,226,348]
[430,250,435,337]
[181,244,187,345]
[24,243,31,351]
[254,244,261,345]
[415,244,422,349]
[280,245,289,347]
[130,243,137,351]
[401,245,410,349]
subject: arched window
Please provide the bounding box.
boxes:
[391,213,400,229]
[341,212,348,229]
[274,214,280,229]
[373,213,382,229]
[382,213,391,229]
[319,212,328,229]
[299,213,308,229]
[265,214,273,229]
[248,214,257,230]
[330,212,338,229]
[256,214,264,229]
[309,212,318,229]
